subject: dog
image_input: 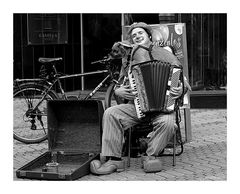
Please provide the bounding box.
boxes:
[108,40,133,60]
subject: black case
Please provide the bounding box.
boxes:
[16,100,103,180]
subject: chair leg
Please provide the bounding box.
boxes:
[173,130,176,166]
[127,127,132,167]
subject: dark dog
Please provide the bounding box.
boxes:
[108,41,132,60]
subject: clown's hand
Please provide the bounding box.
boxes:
[170,83,183,100]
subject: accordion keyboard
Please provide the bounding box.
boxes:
[128,71,145,119]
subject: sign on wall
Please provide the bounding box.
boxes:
[27,14,68,45]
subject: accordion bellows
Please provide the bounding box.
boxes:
[129,45,182,118]
[129,61,182,118]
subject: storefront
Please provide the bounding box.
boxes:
[13,13,227,107]
[123,13,227,91]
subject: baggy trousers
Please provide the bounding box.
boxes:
[101,103,175,158]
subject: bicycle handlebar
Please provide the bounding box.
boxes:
[91,57,112,64]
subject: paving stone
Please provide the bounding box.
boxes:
[164,169,186,177]
[174,168,195,175]
[155,171,176,179]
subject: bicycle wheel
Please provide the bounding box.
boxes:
[13,82,59,144]
[104,83,125,109]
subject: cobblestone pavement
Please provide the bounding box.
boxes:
[13,109,227,181]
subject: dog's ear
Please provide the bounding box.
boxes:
[112,42,122,50]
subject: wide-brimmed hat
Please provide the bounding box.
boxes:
[127,22,153,37]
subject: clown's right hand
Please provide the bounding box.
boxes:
[114,85,136,100]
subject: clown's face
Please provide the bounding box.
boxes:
[131,27,151,45]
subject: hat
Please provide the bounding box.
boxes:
[127,22,153,37]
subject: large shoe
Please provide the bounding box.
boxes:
[141,155,162,173]
[90,159,125,175]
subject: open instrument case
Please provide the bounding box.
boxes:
[16,100,103,180]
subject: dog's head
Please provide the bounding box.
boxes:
[108,41,132,59]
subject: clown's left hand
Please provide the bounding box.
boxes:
[170,82,183,100]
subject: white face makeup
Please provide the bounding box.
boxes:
[131,27,151,45]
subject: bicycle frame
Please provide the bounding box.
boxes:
[13,56,121,144]
[14,66,117,102]
[14,68,115,134]
[58,69,112,99]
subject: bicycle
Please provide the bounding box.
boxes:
[13,57,121,144]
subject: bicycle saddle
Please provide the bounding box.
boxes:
[39,57,63,63]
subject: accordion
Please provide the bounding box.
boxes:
[128,60,182,119]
